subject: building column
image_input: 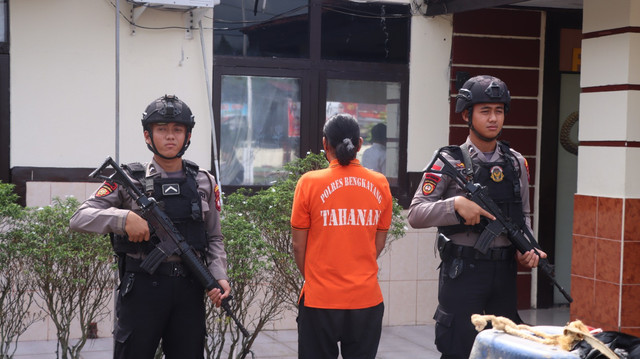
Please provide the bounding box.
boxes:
[571,0,640,335]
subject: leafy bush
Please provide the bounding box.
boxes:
[205,193,285,359]
[9,197,115,359]
[0,182,43,359]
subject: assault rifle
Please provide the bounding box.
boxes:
[427,147,573,303]
[90,157,251,337]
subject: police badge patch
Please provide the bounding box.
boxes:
[422,181,435,195]
[490,166,504,182]
[96,181,118,197]
[422,173,441,195]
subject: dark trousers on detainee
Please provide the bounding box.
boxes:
[113,269,206,359]
[434,248,520,359]
[297,296,384,359]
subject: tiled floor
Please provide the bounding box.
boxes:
[11,306,570,358]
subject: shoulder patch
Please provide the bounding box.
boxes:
[422,173,441,196]
[524,158,530,183]
[214,184,221,212]
[96,181,117,197]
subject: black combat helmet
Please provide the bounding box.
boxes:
[141,94,195,159]
[455,75,510,142]
[455,75,511,114]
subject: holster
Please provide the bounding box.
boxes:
[437,233,452,261]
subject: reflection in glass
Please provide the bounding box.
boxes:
[321,2,410,63]
[326,79,400,185]
[220,75,300,186]
[214,0,309,58]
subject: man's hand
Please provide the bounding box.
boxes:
[125,211,150,242]
[208,279,231,307]
[517,249,547,268]
[453,196,495,225]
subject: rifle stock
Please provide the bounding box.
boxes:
[426,148,573,303]
[91,157,251,337]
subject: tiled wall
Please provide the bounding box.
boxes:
[571,194,640,336]
[378,224,440,327]
[21,181,441,340]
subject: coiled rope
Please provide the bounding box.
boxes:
[560,111,579,155]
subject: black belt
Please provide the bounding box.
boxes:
[450,243,516,261]
[125,256,191,277]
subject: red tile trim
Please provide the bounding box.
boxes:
[582,26,640,39]
[580,141,640,148]
[582,84,640,93]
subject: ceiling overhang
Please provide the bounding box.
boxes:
[425,0,529,16]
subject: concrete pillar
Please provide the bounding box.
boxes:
[571,0,640,336]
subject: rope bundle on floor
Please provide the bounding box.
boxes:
[471,314,618,359]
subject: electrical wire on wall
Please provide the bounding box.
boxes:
[104,0,411,183]
[106,1,412,33]
[115,0,120,164]
[107,0,224,199]
[198,18,223,206]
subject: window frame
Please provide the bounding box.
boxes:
[320,67,410,201]
[0,0,9,183]
[211,0,412,206]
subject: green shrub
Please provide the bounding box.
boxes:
[10,197,115,359]
[0,182,41,359]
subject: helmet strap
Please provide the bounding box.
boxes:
[468,108,501,143]
[146,127,191,159]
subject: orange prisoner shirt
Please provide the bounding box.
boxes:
[291,159,393,309]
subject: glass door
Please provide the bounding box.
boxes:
[326,79,400,185]
[220,75,301,186]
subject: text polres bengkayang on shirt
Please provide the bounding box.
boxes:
[320,176,383,204]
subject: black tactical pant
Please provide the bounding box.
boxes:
[433,247,520,359]
[297,296,385,359]
[113,269,206,359]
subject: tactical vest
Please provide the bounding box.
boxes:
[438,142,525,237]
[111,160,207,255]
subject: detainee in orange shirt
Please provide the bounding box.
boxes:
[291,113,393,359]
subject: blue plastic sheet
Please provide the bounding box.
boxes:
[470,326,580,359]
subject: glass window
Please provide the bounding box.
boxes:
[0,1,6,43]
[321,2,410,63]
[220,75,301,186]
[214,0,309,58]
[326,79,400,185]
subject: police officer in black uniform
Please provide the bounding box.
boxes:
[407,76,546,359]
[70,95,230,359]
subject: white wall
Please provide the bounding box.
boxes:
[577,0,640,197]
[11,0,454,174]
[11,0,215,168]
[407,13,454,172]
